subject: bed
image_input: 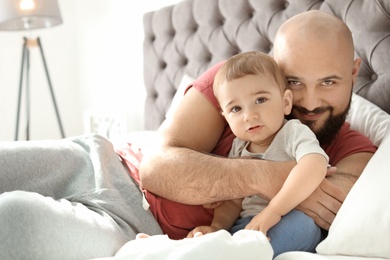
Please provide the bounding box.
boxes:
[107,0,390,259]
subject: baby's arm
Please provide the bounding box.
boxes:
[245,153,327,234]
[187,198,243,238]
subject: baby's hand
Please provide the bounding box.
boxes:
[136,233,150,239]
[244,207,282,237]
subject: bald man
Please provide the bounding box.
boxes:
[139,10,376,243]
[274,10,373,229]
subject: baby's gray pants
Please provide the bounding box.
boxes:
[0,134,162,260]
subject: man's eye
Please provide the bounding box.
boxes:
[287,80,303,89]
[323,80,334,86]
[255,97,266,104]
[287,80,300,86]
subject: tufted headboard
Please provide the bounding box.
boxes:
[143,0,390,130]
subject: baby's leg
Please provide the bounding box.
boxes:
[268,210,322,258]
[229,216,254,234]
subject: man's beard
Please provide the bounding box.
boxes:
[286,99,351,146]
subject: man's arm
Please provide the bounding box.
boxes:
[139,87,294,205]
[297,152,374,230]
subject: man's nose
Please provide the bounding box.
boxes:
[298,88,321,111]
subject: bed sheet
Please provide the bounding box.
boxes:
[275,252,388,260]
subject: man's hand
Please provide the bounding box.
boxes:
[299,152,374,229]
[186,226,219,238]
[326,166,337,176]
[202,201,224,209]
[296,178,347,230]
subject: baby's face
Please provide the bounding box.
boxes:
[219,74,291,147]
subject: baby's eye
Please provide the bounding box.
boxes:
[255,97,266,104]
[231,106,241,113]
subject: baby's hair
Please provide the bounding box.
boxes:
[213,51,287,99]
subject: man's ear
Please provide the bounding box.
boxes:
[352,57,362,85]
[283,89,293,115]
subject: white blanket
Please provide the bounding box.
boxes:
[95,230,273,260]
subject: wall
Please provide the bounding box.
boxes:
[0,0,181,141]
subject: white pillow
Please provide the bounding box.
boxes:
[347,93,390,146]
[316,122,390,258]
[165,74,194,120]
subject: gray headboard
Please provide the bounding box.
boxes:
[143,0,390,130]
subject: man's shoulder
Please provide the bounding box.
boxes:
[325,122,377,165]
[189,61,227,109]
[335,122,365,140]
[192,61,226,89]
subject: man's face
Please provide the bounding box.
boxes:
[274,37,360,145]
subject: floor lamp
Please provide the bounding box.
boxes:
[0,0,65,140]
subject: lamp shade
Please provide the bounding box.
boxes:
[0,0,62,31]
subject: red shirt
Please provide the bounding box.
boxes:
[117,61,377,239]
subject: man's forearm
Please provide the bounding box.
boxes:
[330,152,374,196]
[326,171,358,195]
[139,146,293,205]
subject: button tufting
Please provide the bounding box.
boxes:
[371,73,378,81]
[284,1,289,9]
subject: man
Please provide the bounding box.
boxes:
[139,10,377,238]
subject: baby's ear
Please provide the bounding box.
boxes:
[283,89,293,115]
[219,108,225,117]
